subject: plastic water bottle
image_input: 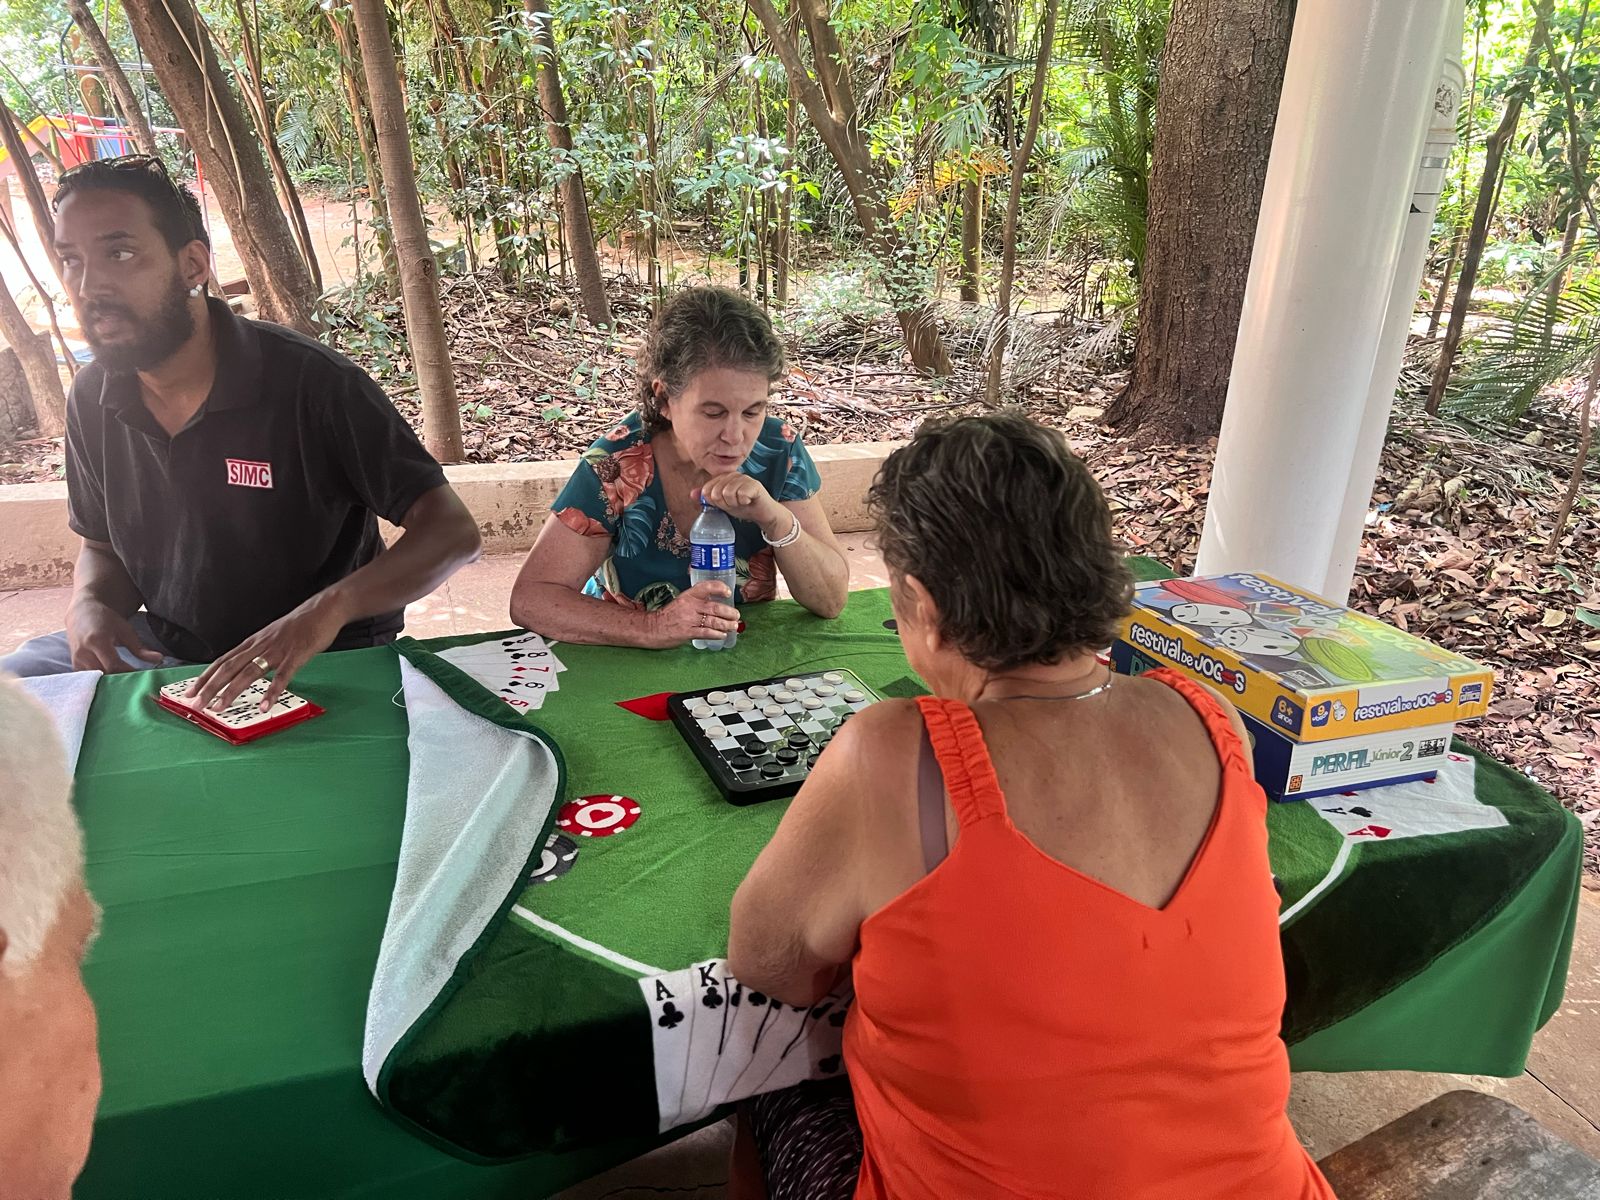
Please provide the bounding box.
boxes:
[689,499,738,650]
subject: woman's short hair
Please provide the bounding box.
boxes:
[0,676,84,976]
[637,287,785,433]
[868,413,1133,671]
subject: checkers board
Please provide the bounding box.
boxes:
[668,668,879,804]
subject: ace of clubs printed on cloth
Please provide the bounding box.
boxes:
[639,960,853,1131]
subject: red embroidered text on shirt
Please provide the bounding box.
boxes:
[226,459,274,489]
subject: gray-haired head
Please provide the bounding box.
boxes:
[0,675,84,976]
[868,412,1134,671]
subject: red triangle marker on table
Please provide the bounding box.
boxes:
[616,692,673,721]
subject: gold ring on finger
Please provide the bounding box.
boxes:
[252,656,272,673]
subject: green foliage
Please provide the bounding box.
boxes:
[321,277,406,378]
[1448,239,1600,421]
[1031,0,1166,279]
[2,0,1597,406]
[1431,0,1600,429]
[785,260,895,332]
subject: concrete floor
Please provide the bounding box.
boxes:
[3,544,1596,1194]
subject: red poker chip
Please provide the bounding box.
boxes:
[558,794,642,838]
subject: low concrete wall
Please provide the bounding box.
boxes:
[0,481,75,590]
[0,441,900,590]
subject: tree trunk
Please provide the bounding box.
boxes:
[326,6,402,295]
[1535,5,1597,356]
[1553,341,1599,539]
[960,176,982,303]
[752,74,770,305]
[1102,0,1294,443]
[349,0,464,463]
[612,9,657,292]
[0,288,65,437]
[644,27,662,296]
[983,0,1058,404]
[1541,207,1583,352]
[0,67,67,174]
[776,81,795,307]
[1424,0,1552,416]
[0,206,78,379]
[1426,226,1462,337]
[747,0,951,374]
[226,0,322,293]
[0,99,63,284]
[423,0,493,276]
[122,0,318,332]
[65,0,160,156]
[524,0,611,326]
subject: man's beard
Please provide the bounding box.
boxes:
[83,277,196,373]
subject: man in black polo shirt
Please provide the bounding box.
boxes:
[0,156,482,712]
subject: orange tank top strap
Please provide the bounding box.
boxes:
[912,694,1006,826]
[1141,667,1255,780]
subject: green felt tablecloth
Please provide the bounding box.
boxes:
[72,568,1581,1197]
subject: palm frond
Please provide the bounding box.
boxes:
[1447,264,1600,420]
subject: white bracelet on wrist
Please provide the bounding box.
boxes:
[763,511,803,548]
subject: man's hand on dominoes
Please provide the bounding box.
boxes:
[187,594,348,712]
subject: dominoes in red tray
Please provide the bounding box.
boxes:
[154,678,325,746]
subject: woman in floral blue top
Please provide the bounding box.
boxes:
[510,287,849,648]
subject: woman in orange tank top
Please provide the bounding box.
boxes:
[728,413,1335,1200]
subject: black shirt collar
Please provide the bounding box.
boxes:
[95,296,264,418]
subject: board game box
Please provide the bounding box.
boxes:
[669,669,879,805]
[1237,710,1454,800]
[1111,572,1492,743]
[1111,637,1453,798]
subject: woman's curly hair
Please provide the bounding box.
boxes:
[637,287,785,433]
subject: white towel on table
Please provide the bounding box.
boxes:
[19,670,102,776]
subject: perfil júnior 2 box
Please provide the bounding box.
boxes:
[1111,572,1493,743]
[1111,637,1455,798]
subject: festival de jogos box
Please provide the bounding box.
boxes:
[1109,572,1494,800]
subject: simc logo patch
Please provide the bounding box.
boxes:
[226,458,273,489]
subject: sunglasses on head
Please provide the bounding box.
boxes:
[61,151,170,176]
[57,153,188,198]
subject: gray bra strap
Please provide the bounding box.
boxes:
[918,721,950,874]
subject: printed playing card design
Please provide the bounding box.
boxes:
[154,678,323,745]
[641,966,696,1132]
[1281,753,1509,927]
[1310,753,1507,842]
[436,633,567,713]
[638,961,853,1132]
[679,959,735,1124]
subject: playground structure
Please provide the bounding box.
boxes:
[0,111,170,182]
[0,21,207,224]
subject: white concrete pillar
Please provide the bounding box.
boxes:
[1194,0,1456,598]
[1324,0,1467,602]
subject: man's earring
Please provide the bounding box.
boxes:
[188,284,203,298]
